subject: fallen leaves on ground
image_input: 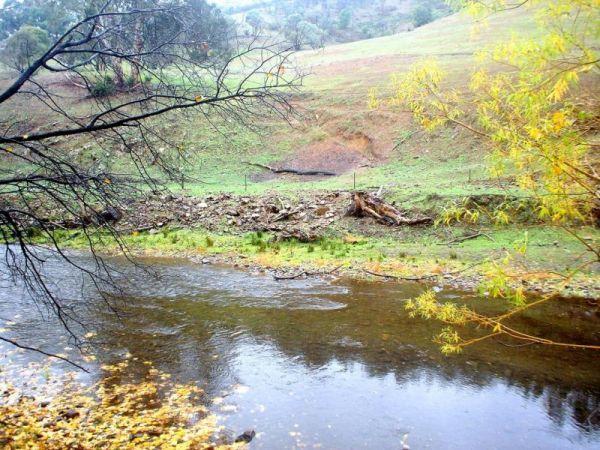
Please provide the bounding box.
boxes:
[0,360,239,449]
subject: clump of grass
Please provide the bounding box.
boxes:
[205,236,214,247]
[449,250,458,259]
[307,245,315,253]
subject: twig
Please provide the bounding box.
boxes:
[363,262,483,281]
[244,161,336,177]
[0,336,89,372]
[274,264,343,281]
[442,232,482,245]
[586,405,600,426]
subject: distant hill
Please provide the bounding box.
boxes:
[215,0,452,47]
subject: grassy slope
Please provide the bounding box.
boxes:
[173,8,540,198]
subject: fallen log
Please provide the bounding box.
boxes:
[346,191,432,226]
[245,162,336,177]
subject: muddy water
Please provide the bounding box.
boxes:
[1,252,599,449]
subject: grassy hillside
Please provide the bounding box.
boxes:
[221,0,452,45]
[0,7,542,204]
[164,7,541,205]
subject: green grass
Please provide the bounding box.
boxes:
[297,7,541,67]
[52,224,599,284]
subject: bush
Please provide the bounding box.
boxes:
[90,75,116,97]
[412,5,433,28]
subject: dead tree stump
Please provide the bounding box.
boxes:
[346,191,432,226]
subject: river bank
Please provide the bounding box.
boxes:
[50,190,600,300]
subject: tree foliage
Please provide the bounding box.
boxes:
[412,4,434,27]
[246,9,264,32]
[2,25,51,71]
[372,0,600,352]
[338,7,352,29]
[0,0,79,39]
[284,14,324,50]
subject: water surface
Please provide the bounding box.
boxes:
[1,253,599,449]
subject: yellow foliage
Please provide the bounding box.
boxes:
[0,361,236,450]
[376,0,599,227]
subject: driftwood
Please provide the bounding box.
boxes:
[273,264,344,281]
[245,162,336,177]
[347,192,432,226]
[273,208,301,222]
[439,231,495,245]
[363,262,483,281]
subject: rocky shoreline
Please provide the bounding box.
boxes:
[107,192,600,301]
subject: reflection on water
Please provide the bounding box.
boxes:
[1,252,599,449]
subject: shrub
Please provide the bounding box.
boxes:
[90,75,116,97]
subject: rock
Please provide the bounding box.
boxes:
[235,430,256,443]
[198,202,208,208]
[61,409,79,420]
[97,206,122,224]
